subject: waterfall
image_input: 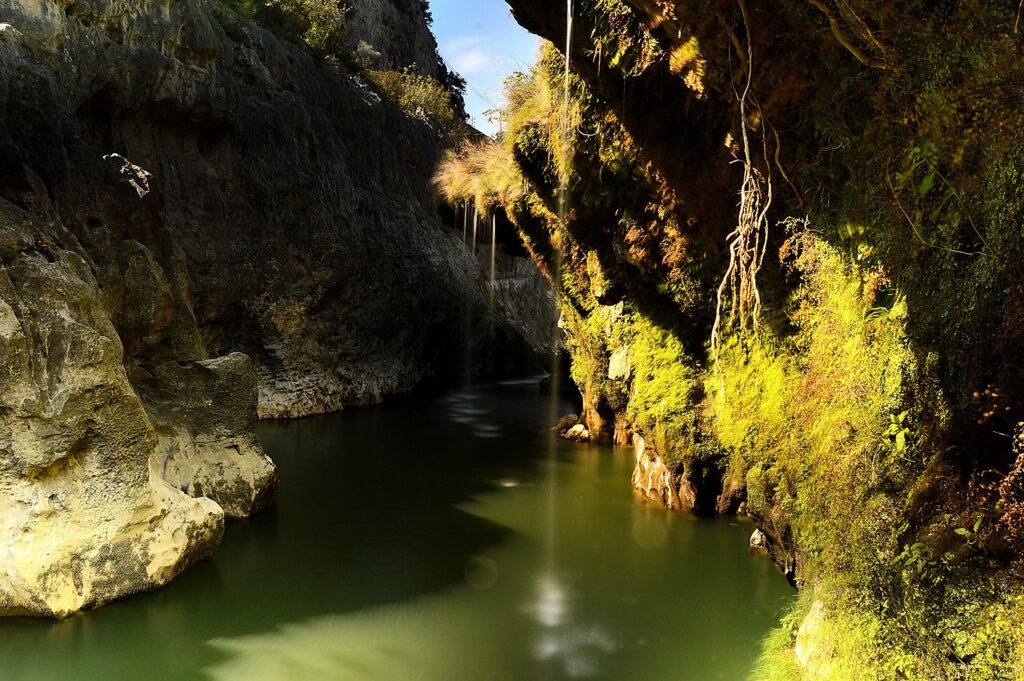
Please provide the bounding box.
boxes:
[489,214,497,302]
[532,3,574,679]
[471,206,478,255]
[463,201,468,244]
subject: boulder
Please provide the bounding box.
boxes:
[0,252,223,617]
[549,413,579,434]
[563,423,591,442]
[750,528,769,550]
[134,354,279,518]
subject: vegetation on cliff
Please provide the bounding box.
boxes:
[436,0,1024,676]
[215,0,466,131]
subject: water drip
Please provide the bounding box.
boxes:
[489,214,497,302]
[534,4,574,679]
[471,206,478,254]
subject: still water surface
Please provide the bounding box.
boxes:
[0,380,792,680]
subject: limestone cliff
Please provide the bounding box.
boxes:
[0,0,544,616]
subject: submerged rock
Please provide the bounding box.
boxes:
[549,413,579,434]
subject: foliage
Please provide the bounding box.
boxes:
[999,426,1024,552]
[366,68,459,132]
[431,2,1024,675]
[219,0,349,61]
[624,315,701,465]
[433,141,524,214]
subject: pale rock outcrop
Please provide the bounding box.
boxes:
[607,346,630,381]
[0,249,223,617]
[631,434,695,511]
[134,353,278,518]
[563,423,590,442]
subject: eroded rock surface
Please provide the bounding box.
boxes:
[134,353,278,518]
[0,0,537,616]
[0,248,223,617]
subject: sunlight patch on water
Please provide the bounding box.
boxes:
[203,591,519,681]
[438,389,504,439]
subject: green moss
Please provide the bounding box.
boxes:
[624,314,701,465]
[429,4,1024,674]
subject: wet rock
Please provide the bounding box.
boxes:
[563,423,590,442]
[750,528,769,550]
[549,413,579,434]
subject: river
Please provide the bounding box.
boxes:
[0,379,792,680]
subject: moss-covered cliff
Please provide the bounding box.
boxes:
[440,0,1024,677]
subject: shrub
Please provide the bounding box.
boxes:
[366,68,458,132]
[220,0,349,61]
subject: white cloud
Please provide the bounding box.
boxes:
[453,49,493,75]
[442,35,486,53]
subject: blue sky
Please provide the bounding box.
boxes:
[430,0,539,136]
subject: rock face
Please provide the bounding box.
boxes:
[630,434,721,515]
[0,248,223,617]
[0,0,541,616]
[631,435,694,512]
[345,0,445,77]
[133,353,278,518]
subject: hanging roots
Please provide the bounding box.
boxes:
[712,0,773,359]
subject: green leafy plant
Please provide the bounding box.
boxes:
[884,411,912,454]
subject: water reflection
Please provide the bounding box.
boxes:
[0,382,792,681]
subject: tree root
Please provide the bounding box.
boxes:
[807,0,889,69]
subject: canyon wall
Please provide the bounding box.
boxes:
[0,0,546,616]
[491,0,1024,677]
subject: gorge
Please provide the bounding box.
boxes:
[0,0,1022,679]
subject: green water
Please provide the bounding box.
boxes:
[0,380,792,680]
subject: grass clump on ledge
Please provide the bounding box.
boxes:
[433,140,525,216]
